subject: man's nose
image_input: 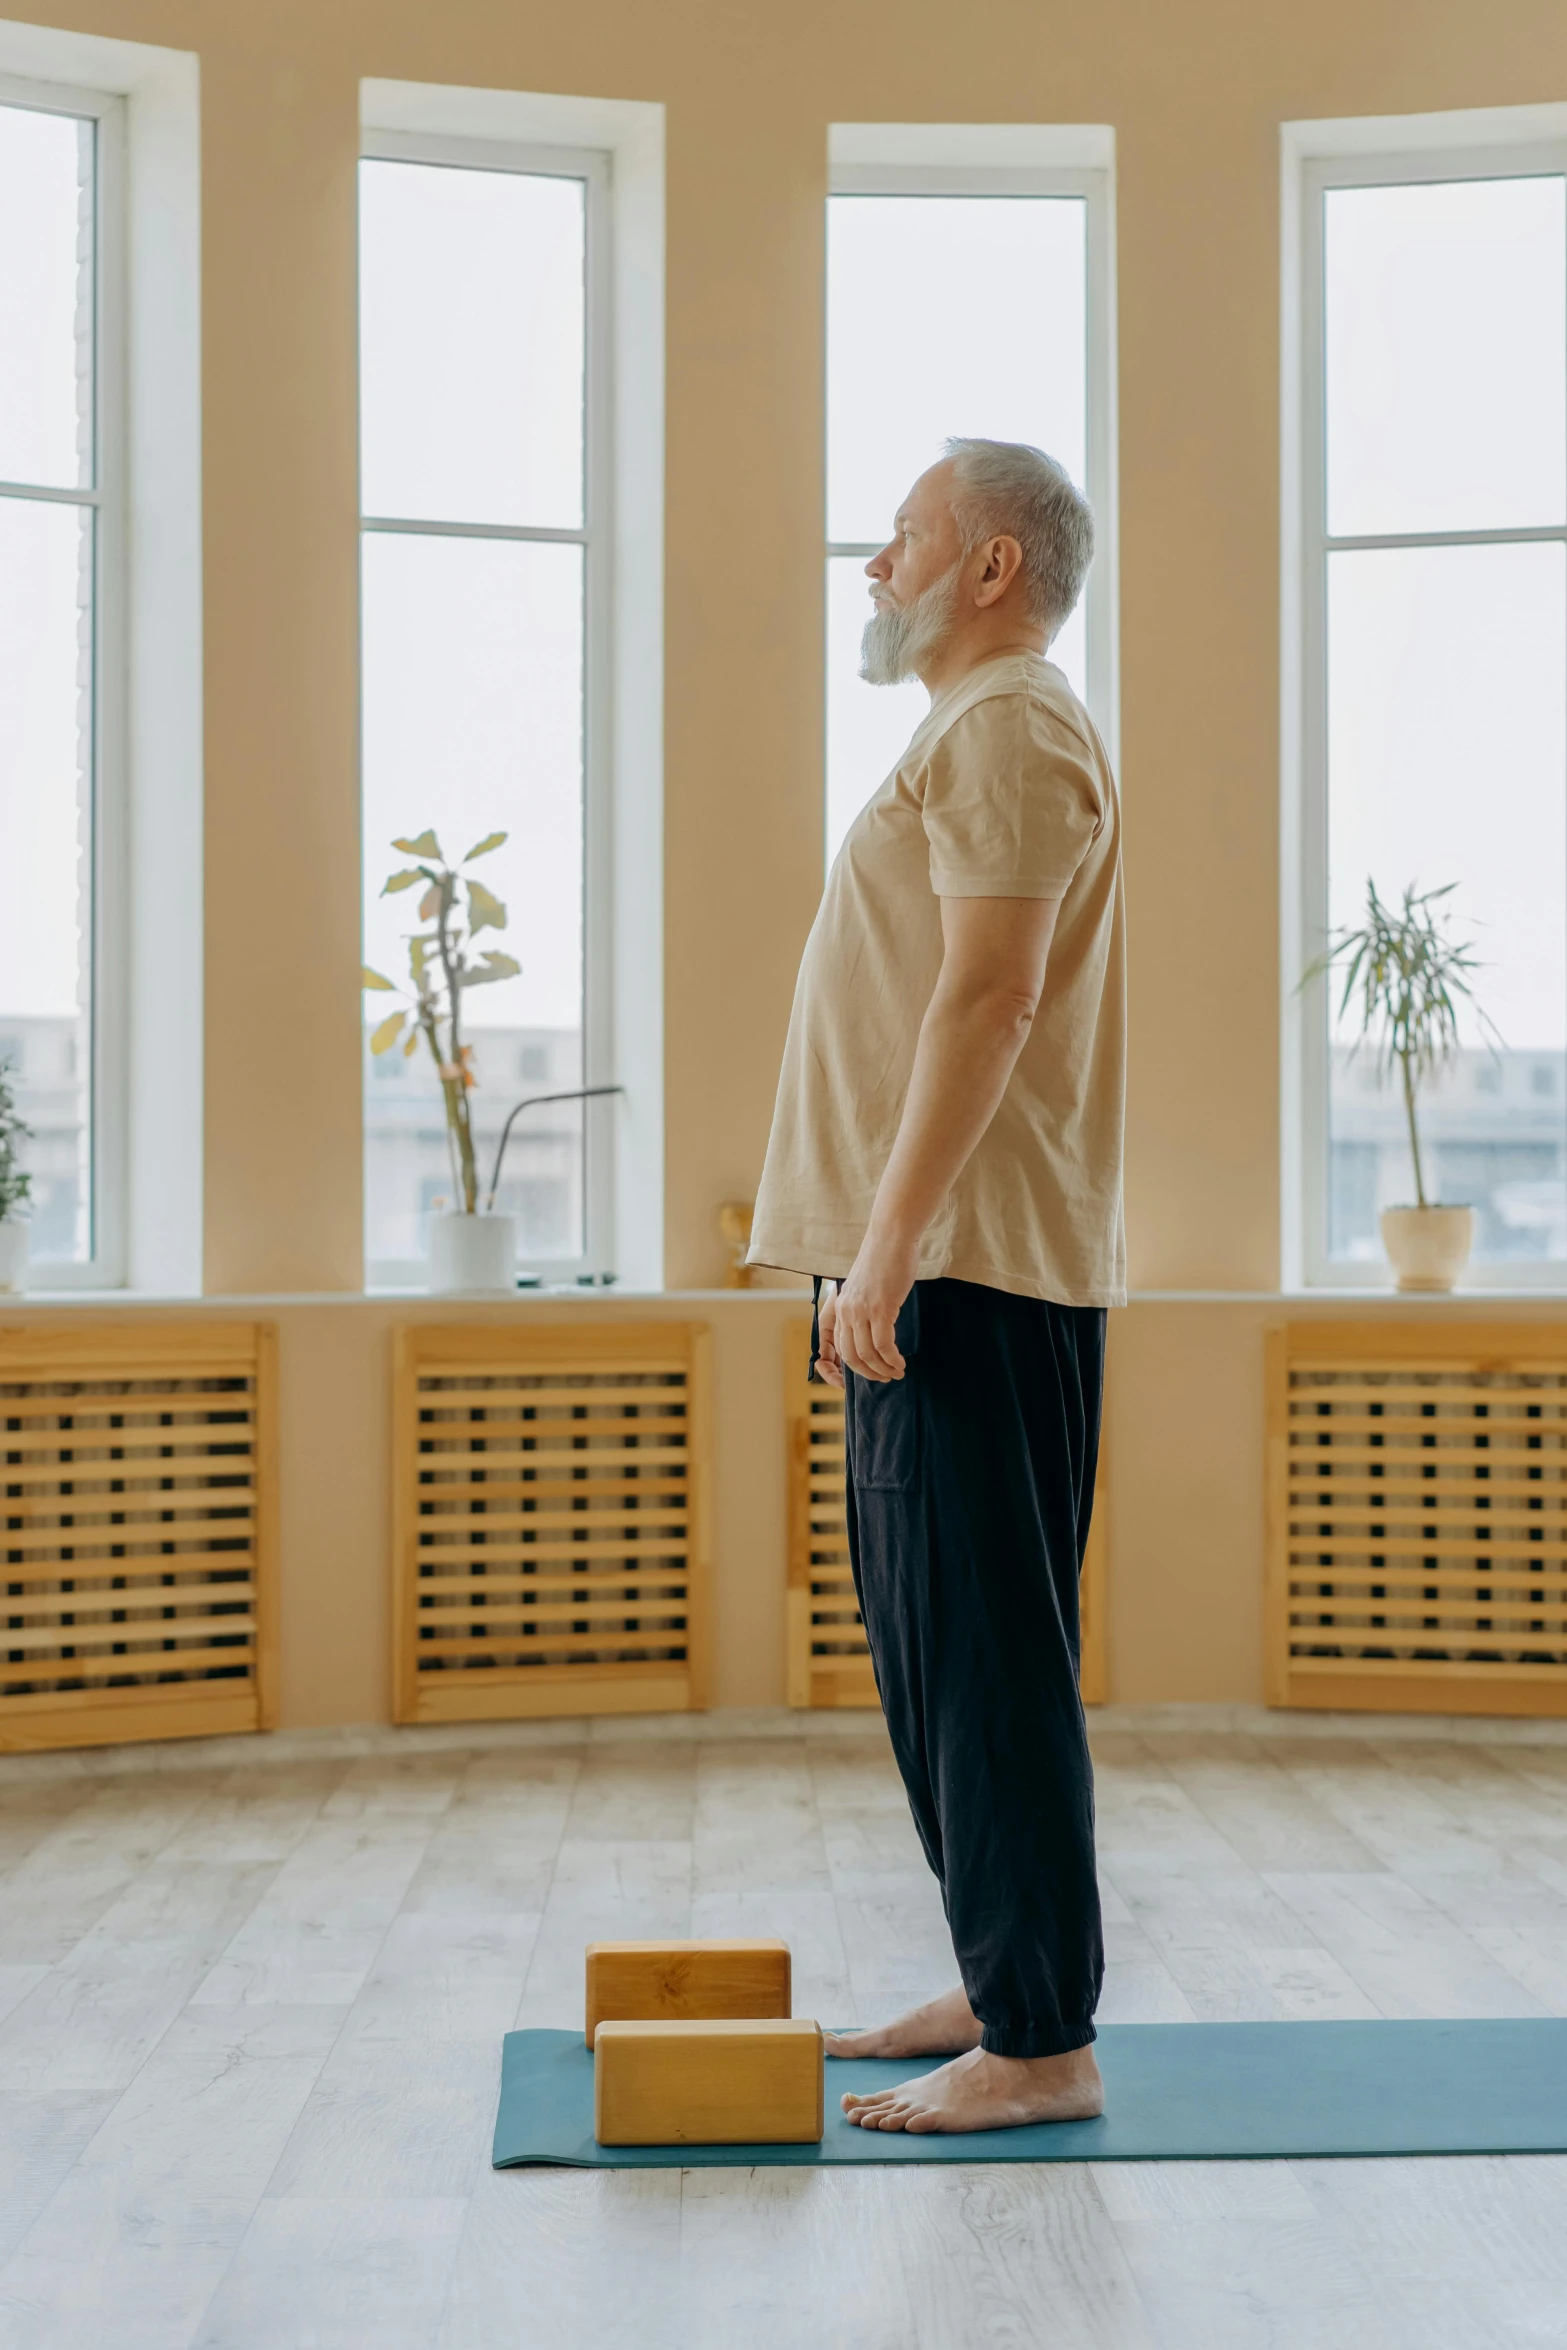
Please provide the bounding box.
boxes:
[865,545,894,580]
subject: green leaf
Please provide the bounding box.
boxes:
[461,951,521,988]
[409,934,433,983]
[381,869,423,895]
[392,830,443,860]
[463,831,508,862]
[481,949,520,979]
[467,880,507,936]
[403,1028,420,1058]
[418,883,443,923]
[361,965,396,991]
[370,1010,408,1055]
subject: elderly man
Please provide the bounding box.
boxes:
[748,438,1124,2134]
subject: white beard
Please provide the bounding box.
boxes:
[859,563,963,685]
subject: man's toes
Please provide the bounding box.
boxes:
[845,2094,904,2129]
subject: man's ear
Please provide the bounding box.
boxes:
[973,535,1025,608]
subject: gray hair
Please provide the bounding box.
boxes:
[942,437,1095,639]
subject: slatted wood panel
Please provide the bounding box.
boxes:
[783,1319,869,1708]
[784,1318,1109,1707]
[0,1322,278,1753]
[1266,1322,1567,1717]
[392,1323,712,1724]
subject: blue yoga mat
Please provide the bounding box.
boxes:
[492,2020,1567,2168]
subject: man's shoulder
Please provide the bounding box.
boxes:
[913,658,1101,774]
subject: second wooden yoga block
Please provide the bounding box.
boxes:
[594,2018,825,2146]
[584,1938,791,2047]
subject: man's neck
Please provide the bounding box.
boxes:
[918,624,1049,701]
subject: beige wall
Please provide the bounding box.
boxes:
[13,0,1567,1726]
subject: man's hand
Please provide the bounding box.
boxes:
[830,1226,921,1384]
[815,1282,844,1389]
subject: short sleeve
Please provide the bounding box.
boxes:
[920,693,1104,900]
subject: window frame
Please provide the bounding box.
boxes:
[0,69,128,1287]
[358,126,616,1288]
[1289,133,1567,1291]
[824,155,1120,860]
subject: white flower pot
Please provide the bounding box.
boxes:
[0,1220,26,1293]
[1381,1204,1474,1294]
[427,1210,517,1295]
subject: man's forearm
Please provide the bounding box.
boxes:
[866,983,1035,1252]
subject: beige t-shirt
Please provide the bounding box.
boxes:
[748,652,1126,1307]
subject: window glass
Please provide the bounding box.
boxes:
[1324,176,1566,538]
[825,193,1089,862]
[360,159,584,529]
[0,103,91,490]
[1319,167,1567,1269]
[359,155,590,1277]
[0,100,97,1263]
[1326,541,1567,1259]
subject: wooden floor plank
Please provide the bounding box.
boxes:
[0,1779,224,1965]
[188,2196,468,2350]
[266,1915,540,2200]
[0,2003,344,2350]
[189,1813,443,2009]
[433,2170,683,2350]
[891,2167,1157,2350]
[678,2167,922,2350]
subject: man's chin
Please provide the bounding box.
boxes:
[860,617,917,687]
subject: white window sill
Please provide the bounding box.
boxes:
[1130,1286,1567,1304]
[5,1283,1562,1311]
[2,1284,813,1309]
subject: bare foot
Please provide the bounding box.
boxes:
[823,1985,982,2062]
[841,2042,1105,2134]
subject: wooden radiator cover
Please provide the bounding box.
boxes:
[0,1322,277,1753]
[1267,1323,1567,1717]
[392,1323,712,1725]
[784,1318,1108,1708]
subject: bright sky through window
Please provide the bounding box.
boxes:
[824,193,1088,864]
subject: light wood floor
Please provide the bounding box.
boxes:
[4,1713,1567,2347]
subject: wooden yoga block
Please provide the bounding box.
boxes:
[584,1937,791,2048]
[594,2017,825,2146]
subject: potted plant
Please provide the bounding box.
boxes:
[0,1057,31,1293]
[1306,879,1498,1293]
[363,829,521,1293]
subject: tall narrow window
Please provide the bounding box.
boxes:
[0,81,122,1278]
[825,162,1114,864]
[359,134,606,1284]
[1298,147,1567,1280]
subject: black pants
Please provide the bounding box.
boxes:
[826,1276,1106,2059]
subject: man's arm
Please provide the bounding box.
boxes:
[819,892,1060,1387]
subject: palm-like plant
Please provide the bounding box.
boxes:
[1305,879,1499,1210]
[0,1058,32,1223]
[362,830,520,1215]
